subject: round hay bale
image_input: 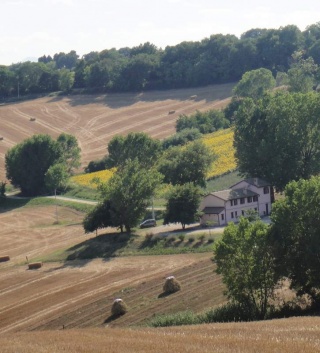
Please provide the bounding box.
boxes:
[163,275,181,294]
[0,255,10,262]
[111,298,128,316]
[28,262,42,270]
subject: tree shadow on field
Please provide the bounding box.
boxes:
[69,232,133,259]
[45,232,135,269]
[46,83,234,109]
[0,197,31,214]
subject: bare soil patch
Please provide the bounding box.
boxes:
[0,84,233,181]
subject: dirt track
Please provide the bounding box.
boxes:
[0,84,233,181]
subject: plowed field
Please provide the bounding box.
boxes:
[0,206,224,335]
[0,84,233,181]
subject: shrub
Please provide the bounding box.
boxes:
[163,276,181,294]
[149,311,199,327]
[178,234,185,242]
[188,236,195,243]
[203,302,259,323]
[145,232,154,242]
[167,236,176,243]
[111,298,128,316]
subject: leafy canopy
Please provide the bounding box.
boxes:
[158,140,216,187]
[270,176,320,303]
[90,159,163,233]
[234,91,320,191]
[164,183,201,229]
[214,218,279,319]
[106,132,162,169]
[5,133,81,196]
[232,68,276,99]
[5,134,62,196]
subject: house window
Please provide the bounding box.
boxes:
[234,199,238,206]
[242,210,245,216]
[221,214,224,221]
[254,208,257,211]
[231,212,234,219]
[253,195,258,202]
[263,186,269,194]
[230,200,233,206]
[240,198,245,204]
[247,196,252,203]
[235,211,238,218]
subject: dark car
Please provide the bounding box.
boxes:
[139,219,156,228]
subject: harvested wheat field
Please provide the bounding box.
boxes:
[0,205,224,335]
[1,317,320,353]
[0,83,233,181]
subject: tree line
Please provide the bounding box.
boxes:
[1,23,320,97]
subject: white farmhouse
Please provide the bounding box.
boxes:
[200,178,273,226]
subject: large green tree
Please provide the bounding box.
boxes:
[287,51,319,93]
[232,68,276,99]
[270,177,320,303]
[106,132,162,169]
[5,134,62,196]
[56,133,81,173]
[234,91,320,190]
[158,140,215,187]
[83,200,115,233]
[163,183,201,229]
[45,163,69,194]
[214,218,279,319]
[97,159,162,233]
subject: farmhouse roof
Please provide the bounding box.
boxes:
[202,207,225,214]
[230,178,270,189]
[211,188,258,201]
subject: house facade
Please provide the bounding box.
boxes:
[200,178,273,226]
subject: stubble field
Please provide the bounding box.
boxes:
[0,83,233,181]
[0,205,224,335]
[1,84,319,352]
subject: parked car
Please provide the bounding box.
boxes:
[140,219,156,228]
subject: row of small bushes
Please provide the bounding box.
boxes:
[144,232,214,244]
[147,301,316,327]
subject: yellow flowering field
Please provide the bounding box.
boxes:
[70,168,116,188]
[71,128,235,188]
[202,128,236,178]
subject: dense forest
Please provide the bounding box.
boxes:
[1,23,320,97]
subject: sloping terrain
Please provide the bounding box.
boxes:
[0,206,224,335]
[0,83,233,181]
[1,317,320,353]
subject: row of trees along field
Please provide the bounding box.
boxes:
[1,23,320,97]
[83,132,215,232]
[3,129,215,231]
